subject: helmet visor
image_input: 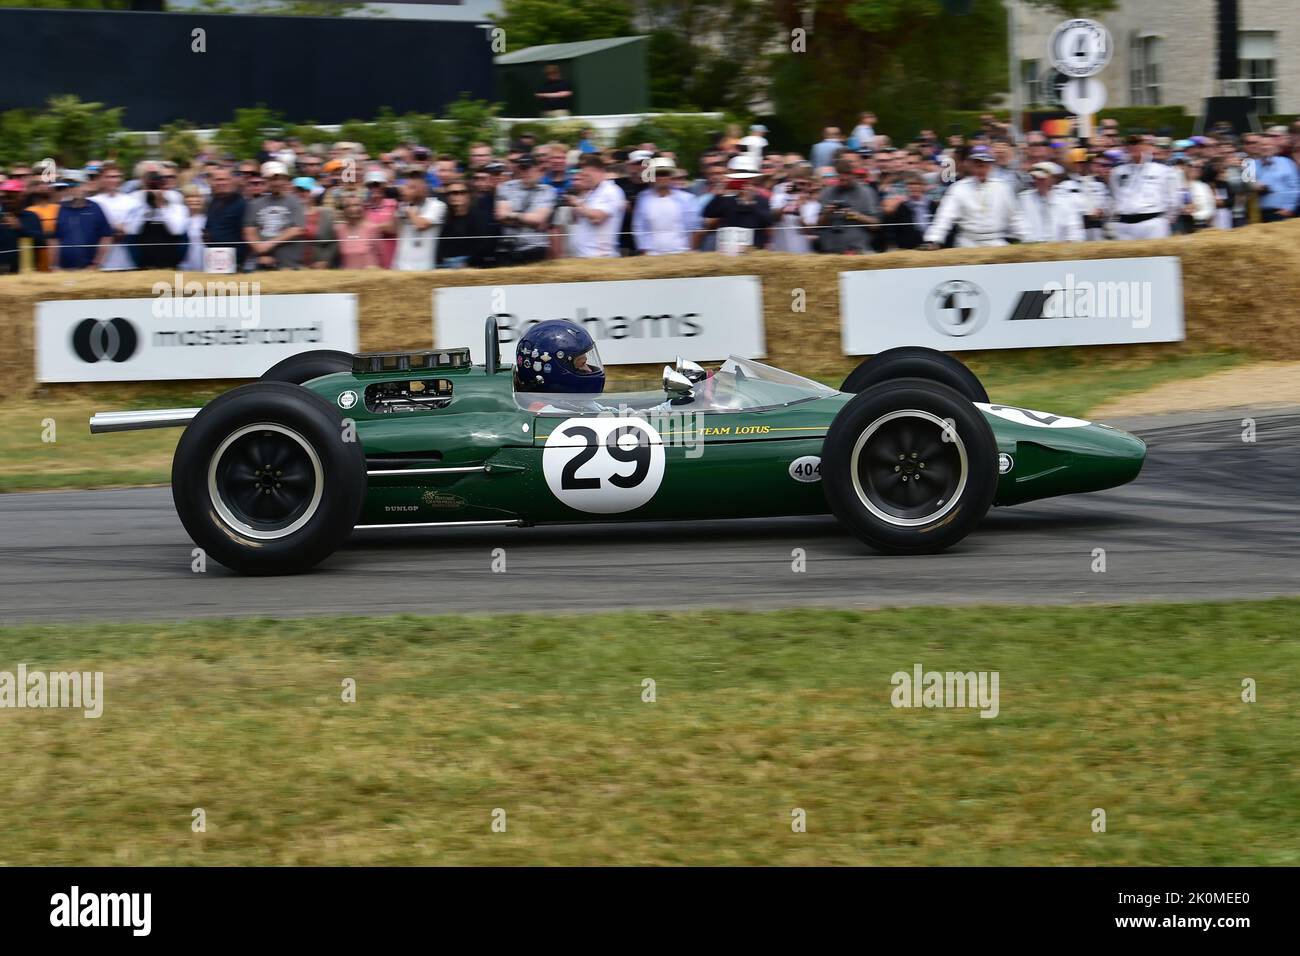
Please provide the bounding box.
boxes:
[570,343,603,377]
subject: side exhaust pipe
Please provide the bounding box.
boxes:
[89,408,201,434]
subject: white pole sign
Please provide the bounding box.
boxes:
[1048,18,1112,78]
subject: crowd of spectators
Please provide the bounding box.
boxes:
[1,111,1298,274]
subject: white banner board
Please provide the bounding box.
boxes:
[840,256,1183,354]
[36,293,358,382]
[435,276,765,365]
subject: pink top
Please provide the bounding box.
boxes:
[364,197,398,268]
[335,220,381,269]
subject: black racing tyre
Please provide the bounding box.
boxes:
[172,381,366,575]
[822,378,998,555]
[261,349,354,385]
[840,346,989,404]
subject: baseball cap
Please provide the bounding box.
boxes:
[1028,161,1062,179]
[749,124,769,134]
[60,169,87,184]
[515,155,537,170]
[292,176,317,192]
[261,160,290,178]
[628,149,654,163]
[968,145,995,162]
[0,179,24,192]
[363,169,388,185]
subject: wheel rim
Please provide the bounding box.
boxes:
[849,409,968,527]
[207,423,324,540]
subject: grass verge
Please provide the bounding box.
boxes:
[0,601,1296,865]
[3,350,1245,492]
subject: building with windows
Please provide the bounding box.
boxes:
[1012,0,1295,117]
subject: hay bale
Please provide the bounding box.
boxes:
[4,219,1296,397]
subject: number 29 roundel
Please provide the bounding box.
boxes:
[542,417,667,514]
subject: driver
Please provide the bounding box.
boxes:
[514,320,606,394]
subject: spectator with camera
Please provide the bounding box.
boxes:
[125,168,189,269]
[768,164,820,253]
[567,154,627,258]
[495,154,556,265]
[817,156,879,254]
[389,175,446,271]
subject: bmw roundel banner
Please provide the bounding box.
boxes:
[35,293,358,382]
[839,256,1184,354]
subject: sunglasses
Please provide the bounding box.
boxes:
[446,188,469,195]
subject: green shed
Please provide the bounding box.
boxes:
[495,36,649,116]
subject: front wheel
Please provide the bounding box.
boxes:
[172,381,366,574]
[821,378,997,554]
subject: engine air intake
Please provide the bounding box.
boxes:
[352,349,471,374]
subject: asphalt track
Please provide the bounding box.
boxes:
[1,407,1297,623]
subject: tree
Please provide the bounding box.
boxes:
[441,95,501,161]
[633,1,782,114]
[492,0,635,50]
[766,0,1013,148]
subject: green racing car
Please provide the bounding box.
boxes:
[89,318,1146,574]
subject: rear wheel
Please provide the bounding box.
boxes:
[172,381,365,574]
[261,349,353,385]
[840,346,989,404]
[822,378,997,554]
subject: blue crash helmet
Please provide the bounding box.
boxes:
[514,320,605,394]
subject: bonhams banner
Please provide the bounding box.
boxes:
[435,276,766,365]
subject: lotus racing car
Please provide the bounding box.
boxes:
[89,320,1146,574]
